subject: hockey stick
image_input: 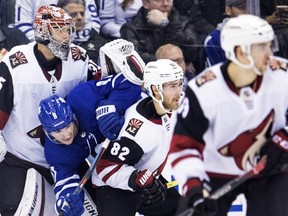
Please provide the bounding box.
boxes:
[59,139,110,215]
[177,158,266,216]
[74,138,110,194]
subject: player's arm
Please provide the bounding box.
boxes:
[85,0,100,32]
[95,73,142,140]
[169,86,213,212]
[99,0,121,38]
[96,136,166,204]
[0,62,13,130]
[96,136,144,190]
[46,146,84,215]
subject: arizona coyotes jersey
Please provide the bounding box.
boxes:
[169,57,288,190]
[0,42,88,168]
[94,97,176,191]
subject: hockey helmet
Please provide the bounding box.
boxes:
[143,59,184,97]
[33,5,75,60]
[38,95,74,133]
[221,14,274,69]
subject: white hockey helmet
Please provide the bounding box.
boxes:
[33,5,76,60]
[221,14,274,70]
[99,39,145,85]
[143,59,184,99]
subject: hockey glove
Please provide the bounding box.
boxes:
[182,178,217,216]
[129,169,167,205]
[56,193,84,216]
[260,129,288,175]
[96,104,125,140]
[0,136,7,163]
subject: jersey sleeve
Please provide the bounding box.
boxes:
[99,0,122,38]
[14,0,35,41]
[45,140,83,199]
[97,73,142,114]
[0,62,13,130]
[96,136,144,191]
[85,0,101,33]
[169,86,210,192]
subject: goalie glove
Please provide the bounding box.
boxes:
[260,129,288,175]
[96,104,124,140]
[99,39,145,85]
[56,193,84,216]
[0,136,7,163]
[128,169,167,205]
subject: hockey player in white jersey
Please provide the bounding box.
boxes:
[14,0,100,42]
[170,14,288,216]
[94,59,184,216]
[0,5,100,215]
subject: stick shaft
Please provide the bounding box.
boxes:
[74,138,110,194]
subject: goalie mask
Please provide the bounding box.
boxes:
[221,14,274,75]
[33,5,76,60]
[38,95,78,144]
[99,39,145,85]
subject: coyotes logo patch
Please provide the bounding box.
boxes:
[9,51,28,68]
[71,47,87,61]
[196,70,216,87]
[125,118,143,136]
[269,57,288,72]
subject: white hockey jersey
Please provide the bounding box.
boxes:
[93,96,176,190]
[169,57,288,191]
[0,42,89,168]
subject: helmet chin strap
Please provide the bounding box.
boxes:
[232,55,263,76]
[151,92,172,114]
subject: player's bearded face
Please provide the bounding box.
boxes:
[162,79,183,110]
[251,42,273,74]
[50,122,77,145]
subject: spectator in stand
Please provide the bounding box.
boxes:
[173,0,215,43]
[204,0,247,66]
[120,0,202,72]
[14,0,100,42]
[99,0,142,40]
[260,0,288,59]
[0,26,29,61]
[57,0,107,63]
[155,43,195,81]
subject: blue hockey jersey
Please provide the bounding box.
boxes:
[44,73,142,200]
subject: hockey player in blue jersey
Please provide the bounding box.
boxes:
[38,39,145,216]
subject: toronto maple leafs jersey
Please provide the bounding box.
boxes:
[0,42,89,168]
[169,57,288,192]
[14,0,100,42]
[94,96,177,191]
[45,73,142,199]
[99,0,142,38]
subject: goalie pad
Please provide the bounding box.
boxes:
[14,168,98,216]
[99,39,145,86]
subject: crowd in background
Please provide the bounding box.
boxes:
[0,0,288,75]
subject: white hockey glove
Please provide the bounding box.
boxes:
[147,9,169,27]
[99,39,145,85]
[0,136,7,163]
